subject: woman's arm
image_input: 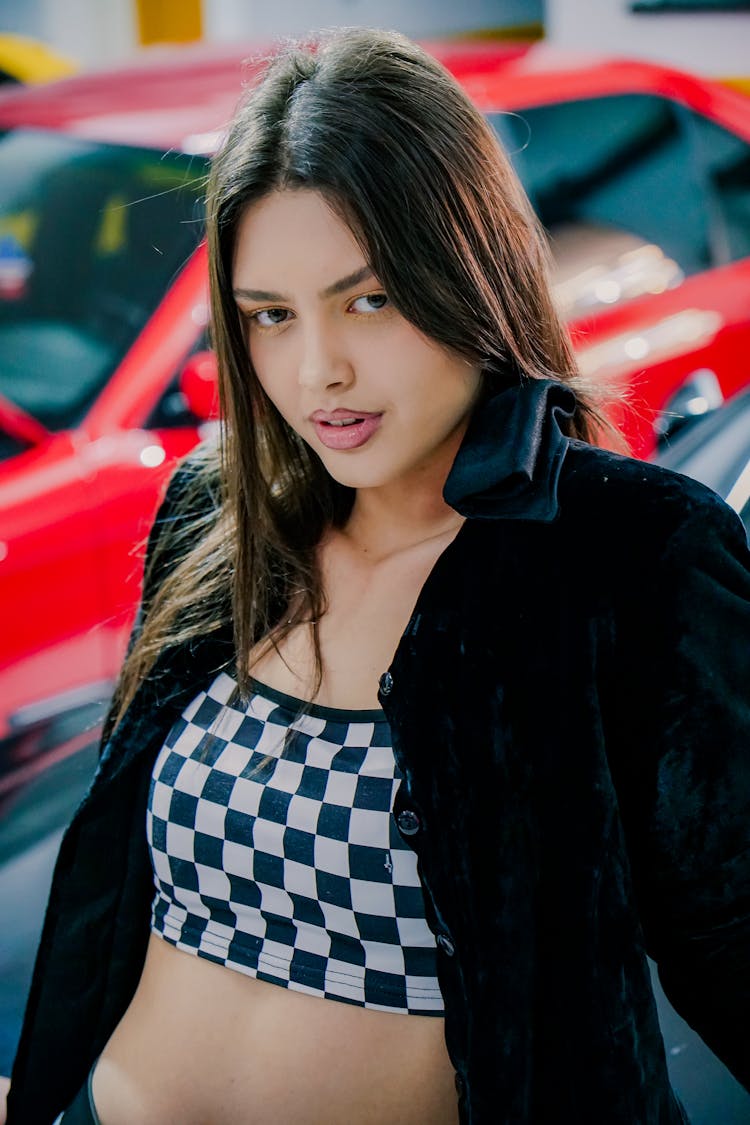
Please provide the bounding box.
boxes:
[609,486,750,1087]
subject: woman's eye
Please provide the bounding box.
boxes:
[252,307,291,328]
[350,292,389,314]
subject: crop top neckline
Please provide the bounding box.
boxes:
[247,673,387,725]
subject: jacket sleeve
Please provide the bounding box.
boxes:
[6,447,223,1125]
[609,484,750,1088]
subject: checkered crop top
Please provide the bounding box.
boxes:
[147,669,443,1015]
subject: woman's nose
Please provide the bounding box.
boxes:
[298,326,354,391]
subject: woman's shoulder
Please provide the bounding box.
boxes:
[155,442,222,522]
[546,439,750,602]
[559,438,741,544]
[141,442,223,600]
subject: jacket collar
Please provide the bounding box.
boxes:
[443,377,576,522]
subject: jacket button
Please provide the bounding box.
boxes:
[378,671,394,696]
[396,809,421,836]
[436,932,455,957]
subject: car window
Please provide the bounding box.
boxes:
[0,129,208,430]
[689,111,750,265]
[489,94,708,314]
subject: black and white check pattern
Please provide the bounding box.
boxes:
[147,670,443,1014]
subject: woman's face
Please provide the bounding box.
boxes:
[232,188,482,494]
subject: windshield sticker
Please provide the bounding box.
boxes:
[0,234,33,300]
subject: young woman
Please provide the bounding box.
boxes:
[5,27,750,1125]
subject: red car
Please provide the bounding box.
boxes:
[1,41,749,764]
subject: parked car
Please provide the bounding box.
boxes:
[1,40,749,771]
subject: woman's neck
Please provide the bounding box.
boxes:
[343,486,463,562]
[336,407,471,561]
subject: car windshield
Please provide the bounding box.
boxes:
[0,128,207,430]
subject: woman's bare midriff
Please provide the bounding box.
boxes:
[93,933,459,1125]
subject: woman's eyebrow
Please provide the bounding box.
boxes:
[233,266,375,303]
[321,265,375,298]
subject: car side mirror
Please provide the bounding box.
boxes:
[178,350,220,422]
[654,368,724,448]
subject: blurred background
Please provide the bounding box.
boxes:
[0,1,749,1120]
[1,0,749,75]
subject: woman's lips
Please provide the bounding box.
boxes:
[311,413,383,450]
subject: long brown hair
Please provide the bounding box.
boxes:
[110,26,611,729]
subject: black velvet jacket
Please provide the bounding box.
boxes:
[8,379,750,1124]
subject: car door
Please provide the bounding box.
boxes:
[0,431,104,758]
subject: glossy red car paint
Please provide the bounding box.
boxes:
[0,42,748,754]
